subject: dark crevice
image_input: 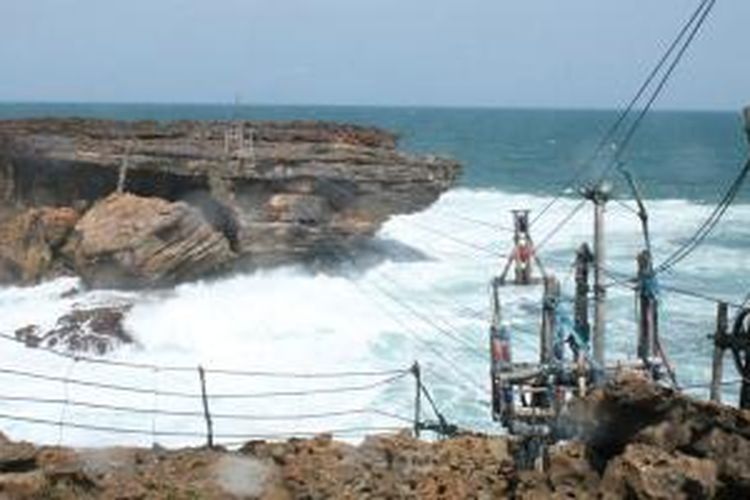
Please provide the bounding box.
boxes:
[0,457,37,473]
[13,159,117,207]
[7,158,241,252]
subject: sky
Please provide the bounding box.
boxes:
[0,0,748,110]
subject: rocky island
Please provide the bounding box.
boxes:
[0,119,460,289]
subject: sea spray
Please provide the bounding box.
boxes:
[0,188,748,446]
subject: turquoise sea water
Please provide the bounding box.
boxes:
[1,103,747,198]
[0,103,747,446]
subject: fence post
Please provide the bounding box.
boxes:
[710,302,728,403]
[412,361,422,438]
[198,365,214,448]
[116,143,131,194]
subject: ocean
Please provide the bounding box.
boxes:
[0,103,748,447]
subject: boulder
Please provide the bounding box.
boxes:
[0,207,78,285]
[15,305,133,355]
[575,373,750,497]
[64,193,235,288]
[600,443,717,499]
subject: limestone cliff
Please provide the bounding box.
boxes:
[0,119,460,287]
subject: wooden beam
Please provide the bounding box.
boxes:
[710,302,728,403]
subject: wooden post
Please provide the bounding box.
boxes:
[710,302,728,403]
[574,244,592,395]
[734,309,750,409]
[636,251,657,362]
[249,128,256,167]
[540,275,560,365]
[489,284,516,424]
[412,362,422,438]
[489,281,503,421]
[574,244,592,348]
[116,144,130,194]
[198,366,214,448]
[237,122,245,152]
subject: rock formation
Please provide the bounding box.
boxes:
[0,207,78,284]
[576,372,750,498]
[64,193,235,288]
[0,375,748,498]
[15,305,133,355]
[0,119,460,288]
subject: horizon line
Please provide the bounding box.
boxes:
[0,100,744,115]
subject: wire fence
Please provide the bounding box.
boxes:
[0,331,459,449]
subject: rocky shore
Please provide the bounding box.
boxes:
[0,119,460,288]
[0,374,747,499]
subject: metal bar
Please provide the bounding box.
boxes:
[412,361,421,438]
[590,187,609,366]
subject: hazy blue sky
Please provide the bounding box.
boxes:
[0,1,747,110]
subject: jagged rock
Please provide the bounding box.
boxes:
[0,207,78,285]
[575,372,750,497]
[514,469,553,499]
[0,118,460,287]
[546,441,600,498]
[600,443,717,499]
[0,471,46,498]
[240,431,515,499]
[15,305,133,355]
[0,440,37,473]
[63,193,235,288]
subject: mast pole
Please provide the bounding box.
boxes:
[583,184,610,367]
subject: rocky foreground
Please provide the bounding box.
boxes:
[0,119,460,288]
[1,374,748,499]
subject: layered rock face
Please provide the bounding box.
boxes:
[65,194,235,288]
[0,119,460,288]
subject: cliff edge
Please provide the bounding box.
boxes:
[0,119,460,288]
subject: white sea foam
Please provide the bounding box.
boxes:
[0,188,748,446]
